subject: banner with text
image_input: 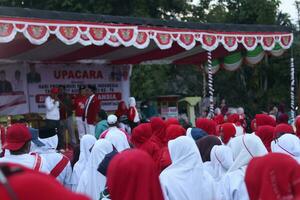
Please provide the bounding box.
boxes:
[0,63,29,115]
[28,64,131,113]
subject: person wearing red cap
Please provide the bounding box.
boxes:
[0,124,49,173]
[45,87,63,149]
[83,85,100,136]
[0,163,90,200]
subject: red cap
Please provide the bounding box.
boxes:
[51,87,59,94]
[3,124,32,151]
[274,123,294,138]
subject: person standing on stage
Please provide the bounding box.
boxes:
[58,85,76,147]
[45,87,63,150]
[74,86,88,140]
[83,85,100,136]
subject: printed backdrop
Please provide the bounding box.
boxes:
[0,63,131,115]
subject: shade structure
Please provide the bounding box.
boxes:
[0,6,293,65]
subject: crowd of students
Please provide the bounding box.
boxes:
[1,105,300,200]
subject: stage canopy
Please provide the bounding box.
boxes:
[0,6,293,69]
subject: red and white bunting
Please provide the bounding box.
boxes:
[0,18,293,52]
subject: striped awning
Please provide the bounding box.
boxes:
[0,7,293,65]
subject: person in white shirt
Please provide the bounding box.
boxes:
[0,123,49,173]
[45,87,64,150]
[98,115,130,152]
[30,126,73,187]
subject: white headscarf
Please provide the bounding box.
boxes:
[104,127,130,152]
[30,135,59,154]
[76,139,113,200]
[129,97,136,107]
[71,135,96,191]
[219,134,266,200]
[228,134,267,173]
[159,136,216,200]
[271,133,300,163]
[208,145,234,181]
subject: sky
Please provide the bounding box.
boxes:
[280,0,298,23]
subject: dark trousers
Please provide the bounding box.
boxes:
[45,119,64,149]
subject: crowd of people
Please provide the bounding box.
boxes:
[1,90,300,199]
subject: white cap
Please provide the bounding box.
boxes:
[107,115,118,125]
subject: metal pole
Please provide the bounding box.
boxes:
[207,51,214,117]
[290,47,295,123]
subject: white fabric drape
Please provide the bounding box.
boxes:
[159,136,216,200]
[204,145,234,181]
[271,133,300,163]
[76,139,113,200]
[220,134,267,200]
[71,135,96,191]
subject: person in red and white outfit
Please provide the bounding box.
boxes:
[0,123,49,173]
[128,97,140,129]
[30,126,72,187]
[74,86,88,140]
[83,85,100,136]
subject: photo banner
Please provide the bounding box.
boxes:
[28,63,131,113]
[0,63,29,115]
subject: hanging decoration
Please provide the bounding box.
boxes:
[223,52,243,71]
[0,17,293,52]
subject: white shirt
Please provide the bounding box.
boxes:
[40,152,73,187]
[0,154,50,173]
[45,96,60,120]
[31,135,72,186]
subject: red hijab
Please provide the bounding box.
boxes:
[213,114,224,125]
[131,123,160,161]
[220,123,236,144]
[273,123,294,139]
[165,124,186,142]
[255,125,275,152]
[115,101,128,118]
[251,114,276,132]
[227,114,240,125]
[131,123,152,148]
[150,117,167,147]
[196,118,217,135]
[165,118,180,128]
[296,117,300,137]
[245,153,300,200]
[0,163,89,200]
[107,149,164,200]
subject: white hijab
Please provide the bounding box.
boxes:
[207,145,234,181]
[71,135,96,191]
[271,133,300,163]
[228,134,268,173]
[220,134,267,200]
[76,139,113,200]
[105,127,130,152]
[30,135,58,154]
[159,136,216,200]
